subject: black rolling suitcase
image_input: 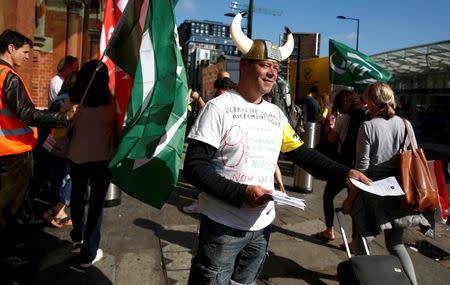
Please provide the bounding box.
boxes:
[335,208,412,285]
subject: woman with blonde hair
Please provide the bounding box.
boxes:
[342,82,431,285]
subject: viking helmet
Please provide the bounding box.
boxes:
[230,12,294,62]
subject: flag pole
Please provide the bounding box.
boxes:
[79,56,106,105]
[68,54,106,131]
[113,0,118,21]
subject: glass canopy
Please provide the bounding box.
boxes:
[371,40,450,76]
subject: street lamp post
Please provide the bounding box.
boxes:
[247,0,253,38]
[337,15,360,51]
[225,0,254,38]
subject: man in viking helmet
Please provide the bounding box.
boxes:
[183,13,370,285]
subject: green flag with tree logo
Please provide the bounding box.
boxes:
[329,39,392,93]
[106,0,189,208]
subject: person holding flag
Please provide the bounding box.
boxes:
[67,60,117,268]
[183,13,372,284]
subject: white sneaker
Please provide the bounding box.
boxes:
[80,249,103,268]
[182,200,199,214]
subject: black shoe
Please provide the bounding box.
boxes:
[0,255,33,268]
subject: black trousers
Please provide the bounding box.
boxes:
[323,176,347,228]
[0,151,32,232]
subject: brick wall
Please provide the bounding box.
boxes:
[5,0,35,39]
[4,0,36,101]
[30,51,55,107]
[2,1,103,109]
[29,9,100,108]
[200,61,225,100]
[29,9,69,107]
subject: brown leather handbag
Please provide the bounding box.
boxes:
[397,119,438,212]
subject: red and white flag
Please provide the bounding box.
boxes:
[98,0,132,133]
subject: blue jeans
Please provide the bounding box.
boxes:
[48,154,71,206]
[69,160,111,263]
[188,215,271,285]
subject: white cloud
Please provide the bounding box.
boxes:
[177,0,196,12]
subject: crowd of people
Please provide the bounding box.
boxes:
[0,30,115,268]
[0,17,435,285]
[181,13,432,285]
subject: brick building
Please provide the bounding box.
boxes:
[0,0,103,108]
[177,19,242,87]
[198,55,240,100]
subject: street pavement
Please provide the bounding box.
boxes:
[2,159,450,284]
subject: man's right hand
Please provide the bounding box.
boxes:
[243,185,273,207]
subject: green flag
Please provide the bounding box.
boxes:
[329,39,392,93]
[106,0,189,208]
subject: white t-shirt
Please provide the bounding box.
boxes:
[188,90,303,231]
[48,75,63,107]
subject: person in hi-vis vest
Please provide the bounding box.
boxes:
[0,30,75,234]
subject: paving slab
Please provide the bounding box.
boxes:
[6,158,449,285]
[115,250,164,285]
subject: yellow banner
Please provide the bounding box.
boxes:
[288,57,330,98]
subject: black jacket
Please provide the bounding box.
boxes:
[1,59,67,129]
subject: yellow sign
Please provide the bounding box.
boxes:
[288,57,330,99]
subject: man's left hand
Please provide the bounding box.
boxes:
[66,104,80,121]
[190,91,200,101]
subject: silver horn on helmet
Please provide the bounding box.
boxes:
[230,12,294,61]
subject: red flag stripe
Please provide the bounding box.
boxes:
[99,0,132,134]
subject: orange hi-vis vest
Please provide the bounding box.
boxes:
[0,65,38,156]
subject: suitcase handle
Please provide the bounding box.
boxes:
[334,208,370,258]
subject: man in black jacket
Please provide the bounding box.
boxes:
[0,30,73,236]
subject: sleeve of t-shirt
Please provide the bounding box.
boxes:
[188,102,223,149]
[280,122,303,153]
[48,77,62,103]
[183,139,247,207]
[355,122,371,172]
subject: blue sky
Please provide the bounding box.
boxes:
[174,0,450,56]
